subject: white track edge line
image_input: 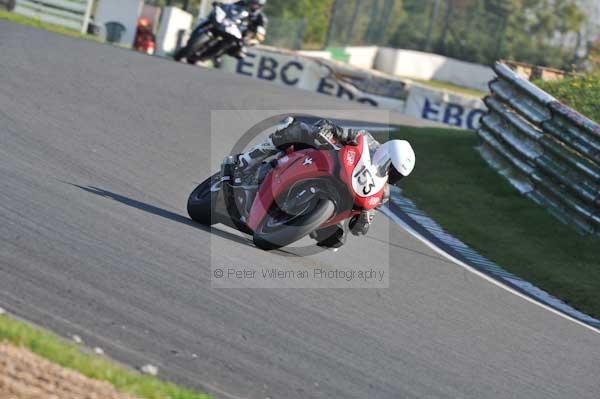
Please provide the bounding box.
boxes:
[380,206,600,336]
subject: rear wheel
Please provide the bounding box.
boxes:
[253,197,335,251]
[187,173,221,225]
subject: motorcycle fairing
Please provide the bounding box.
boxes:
[214,6,227,23]
[215,4,246,39]
[246,134,388,232]
[340,135,387,210]
[246,149,335,231]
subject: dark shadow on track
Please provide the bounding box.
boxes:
[67,183,255,248]
[67,183,375,259]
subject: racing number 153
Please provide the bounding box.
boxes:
[354,166,376,195]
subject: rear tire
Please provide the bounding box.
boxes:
[187,174,220,226]
[253,199,335,251]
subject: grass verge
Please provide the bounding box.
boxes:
[0,9,100,41]
[383,126,600,319]
[536,73,600,123]
[0,313,211,399]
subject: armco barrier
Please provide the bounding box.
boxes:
[13,0,93,32]
[478,62,600,235]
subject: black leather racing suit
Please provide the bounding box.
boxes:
[226,1,268,59]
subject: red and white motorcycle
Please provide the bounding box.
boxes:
[188,125,414,250]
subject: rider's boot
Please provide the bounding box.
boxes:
[310,223,348,250]
[236,137,278,169]
[349,210,375,236]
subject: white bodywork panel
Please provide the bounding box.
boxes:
[351,139,388,198]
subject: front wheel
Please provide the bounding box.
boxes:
[173,46,189,62]
[187,173,221,225]
[174,28,212,63]
[253,198,335,250]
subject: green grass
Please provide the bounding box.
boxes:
[382,127,600,319]
[0,9,100,41]
[0,314,211,399]
[409,78,487,98]
[536,73,600,123]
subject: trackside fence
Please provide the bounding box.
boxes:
[13,0,93,33]
[478,62,600,235]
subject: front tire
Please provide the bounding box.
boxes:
[176,30,213,64]
[253,198,335,250]
[174,46,189,62]
[187,173,220,225]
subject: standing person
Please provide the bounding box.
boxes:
[175,0,267,64]
[133,18,156,55]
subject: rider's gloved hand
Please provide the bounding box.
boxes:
[314,120,360,146]
[270,118,360,150]
[340,128,360,146]
[313,120,341,145]
[349,210,374,236]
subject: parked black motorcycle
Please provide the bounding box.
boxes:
[174,3,250,64]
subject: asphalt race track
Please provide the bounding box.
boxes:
[1,22,599,399]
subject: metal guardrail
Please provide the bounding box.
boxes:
[478,62,600,235]
[13,0,93,33]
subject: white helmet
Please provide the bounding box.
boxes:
[372,140,416,184]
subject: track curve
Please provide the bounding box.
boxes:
[1,22,599,399]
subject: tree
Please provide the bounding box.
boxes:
[149,0,587,68]
[589,39,600,71]
[146,0,202,13]
[385,0,586,68]
[388,0,431,51]
[264,0,334,48]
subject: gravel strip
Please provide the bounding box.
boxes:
[0,343,137,399]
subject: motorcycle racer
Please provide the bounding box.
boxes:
[226,0,268,60]
[176,0,267,65]
[235,117,416,249]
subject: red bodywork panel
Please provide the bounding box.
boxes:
[246,135,386,232]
